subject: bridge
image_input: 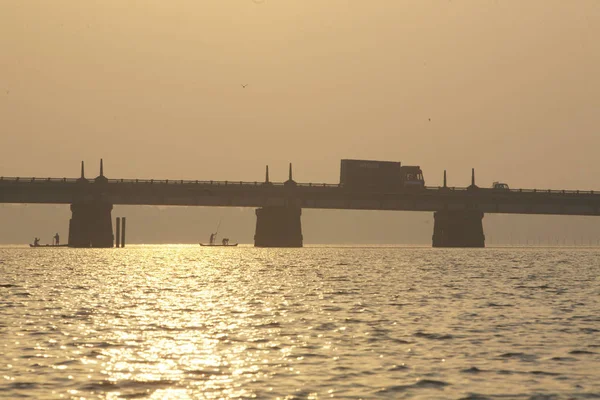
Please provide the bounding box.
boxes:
[2,160,600,248]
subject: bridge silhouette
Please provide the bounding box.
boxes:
[2,160,600,248]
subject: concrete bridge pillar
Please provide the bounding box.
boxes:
[67,159,114,248]
[432,210,485,248]
[68,201,114,248]
[254,206,303,247]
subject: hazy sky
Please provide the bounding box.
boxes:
[1,1,599,244]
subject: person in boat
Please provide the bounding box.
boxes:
[33,237,40,247]
[209,233,215,245]
[222,238,229,245]
[53,233,60,246]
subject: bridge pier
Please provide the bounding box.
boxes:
[254,206,303,247]
[432,210,485,248]
[68,201,114,248]
[66,159,115,248]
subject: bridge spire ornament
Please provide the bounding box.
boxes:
[76,161,89,183]
[468,168,478,190]
[285,162,297,187]
[95,159,108,184]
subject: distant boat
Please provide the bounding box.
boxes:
[200,219,237,246]
[29,244,68,248]
[199,242,238,247]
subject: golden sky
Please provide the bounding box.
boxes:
[1,1,599,190]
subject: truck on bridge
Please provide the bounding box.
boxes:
[339,159,425,191]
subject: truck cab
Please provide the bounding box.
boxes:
[401,166,425,188]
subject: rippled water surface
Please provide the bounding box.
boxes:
[1,245,599,399]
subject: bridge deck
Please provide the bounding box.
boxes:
[1,176,600,216]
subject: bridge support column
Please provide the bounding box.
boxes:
[432,210,485,248]
[254,206,303,247]
[68,201,114,248]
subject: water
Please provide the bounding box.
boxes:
[1,245,599,399]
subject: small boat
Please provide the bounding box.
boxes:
[200,219,237,246]
[29,244,69,248]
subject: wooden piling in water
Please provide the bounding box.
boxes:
[121,217,126,248]
[115,217,121,248]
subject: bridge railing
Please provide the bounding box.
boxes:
[0,176,341,188]
[106,179,340,188]
[424,186,596,195]
[0,177,79,183]
[0,176,597,195]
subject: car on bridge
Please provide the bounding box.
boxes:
[492,182,510,190]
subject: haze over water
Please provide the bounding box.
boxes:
[1,246,599,399]
[2,1,600,245]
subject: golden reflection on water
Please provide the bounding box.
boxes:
[86,246,309,399]
[1,245,600,398]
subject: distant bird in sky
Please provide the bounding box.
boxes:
[241,84,248,88]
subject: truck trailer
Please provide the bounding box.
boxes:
[339,159,425,191]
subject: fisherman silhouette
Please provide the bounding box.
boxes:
[53,233,60,246]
